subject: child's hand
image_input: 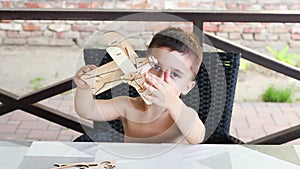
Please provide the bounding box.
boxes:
[142,70,181,110]
[74,65,97,89]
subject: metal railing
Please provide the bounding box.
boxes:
[0,9,300,144]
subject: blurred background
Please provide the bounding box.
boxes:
[0,0,299,143]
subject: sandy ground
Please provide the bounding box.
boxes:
[0,46,299,102]
[0,46,84,96]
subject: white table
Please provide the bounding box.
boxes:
[1,141,300,169]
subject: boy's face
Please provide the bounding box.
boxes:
[147,47,196,96]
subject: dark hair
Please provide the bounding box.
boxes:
[147,27,202,77]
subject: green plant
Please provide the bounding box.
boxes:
[262,86,293,103]
[266,45,300,66]
[239,58,249,71]
[29,77,44,91]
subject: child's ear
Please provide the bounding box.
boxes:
[181,81,196,95]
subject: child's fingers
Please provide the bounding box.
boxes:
[76,65,96,77]
[145,73,165,91]
[142,81,156,93]
[82,65,93,72]
[74,76,88,88]
[87,64,97,70]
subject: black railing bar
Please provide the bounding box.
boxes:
[1,9,300,22]
[0,104,18,116]
[204,32,300,81]
[193,20,204,40]
[19,77,75,104]
[21,103,93,133]
[0,9,198,22]
[248,124,300,144]
[0,88,19,102]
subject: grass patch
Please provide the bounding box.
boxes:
[262,86,293,103]
[29,77,45,91]
[239,58,250,71]
[266,45,300,66]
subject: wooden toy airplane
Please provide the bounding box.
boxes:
[52,160,117,169]
[80,31,158,105]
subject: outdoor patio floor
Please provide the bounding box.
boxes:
[0,93,299,144]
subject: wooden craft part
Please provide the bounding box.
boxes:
[81,61,124,95]
[81,31,158,105]
[107,46,154,105]
[51,160,117,169]
[103,31,138,65]
[106,47,137,75]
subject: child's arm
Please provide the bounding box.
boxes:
[74,65,124,121]
[142,71,205,144]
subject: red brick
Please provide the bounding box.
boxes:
[6,31,18,38]
[243,27,263,33]
[78,2,89,9]
[56,32,64,39]
[237,3,249,10]
[178,2,189,8]
[213,1,225,8]
[204,25,218,32]
[26,2,38,8]
[226,3,237,9]
[71,24,96,32]
[38,2,51,8]
[30,31,43,37]
[22,23,41,31]
[291,33,300,40]
[129,2,150,9]
[91,2,99,8]
[0,20,12,23]
[218,25,241,32]
[2,2,13,8]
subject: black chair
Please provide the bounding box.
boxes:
[74,48,244,144]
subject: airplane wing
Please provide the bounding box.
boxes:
[103,31,139,65]
[81,61,123,95]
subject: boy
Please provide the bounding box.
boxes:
[74,27,205,144]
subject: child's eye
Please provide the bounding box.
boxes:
[170,72,181,79]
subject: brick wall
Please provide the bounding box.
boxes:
[1,0,300,54]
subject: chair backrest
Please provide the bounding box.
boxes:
[83,48,241,143]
